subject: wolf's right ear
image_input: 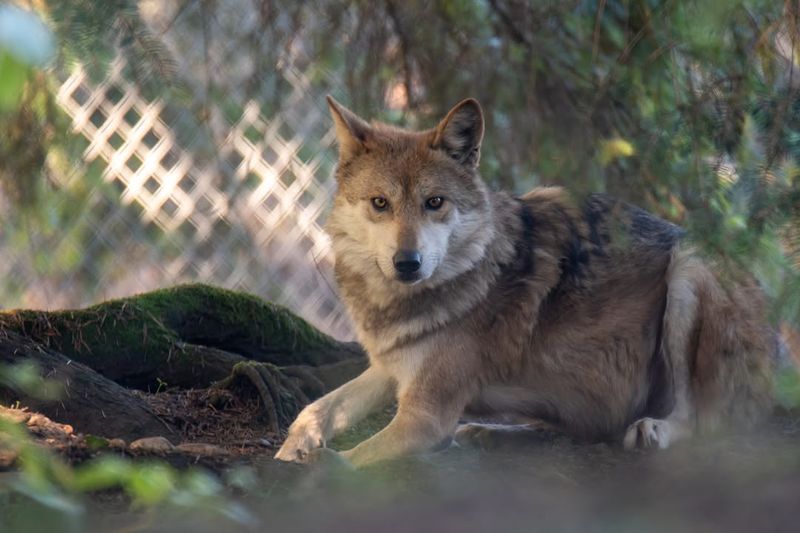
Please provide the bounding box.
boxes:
[327,96,371,162]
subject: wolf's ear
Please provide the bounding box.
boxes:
[432,99,484,167]
[327,96,372,161]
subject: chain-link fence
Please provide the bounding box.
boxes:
[0,3,354,339]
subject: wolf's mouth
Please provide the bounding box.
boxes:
[395,271,422,284]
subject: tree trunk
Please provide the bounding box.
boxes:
[0,331,178,440]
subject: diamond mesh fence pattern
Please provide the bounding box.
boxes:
[2,26,353,339]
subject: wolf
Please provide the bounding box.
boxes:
[274,96,774,467]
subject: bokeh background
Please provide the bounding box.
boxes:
[1,0,799,340]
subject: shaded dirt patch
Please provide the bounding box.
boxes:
[132,388,278,456]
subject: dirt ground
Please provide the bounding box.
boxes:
[3,388,800,533]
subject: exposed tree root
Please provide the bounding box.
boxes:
[0,284,365,443]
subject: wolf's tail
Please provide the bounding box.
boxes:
[775,323,799,371]
[676,251,775,431]
[774,323,800,410]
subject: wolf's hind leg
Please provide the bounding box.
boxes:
[340,370,477,467]
[624,251,701,450]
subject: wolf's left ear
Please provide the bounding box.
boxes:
[432,99,484,168]
[327,95,372,162]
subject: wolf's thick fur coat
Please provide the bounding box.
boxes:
[274,98,774,467]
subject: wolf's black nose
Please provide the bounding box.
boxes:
[393,250,422,273]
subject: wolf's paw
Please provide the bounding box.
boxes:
[623,417,672,450]
[274,401,330,462]
[274,423,323,462]
[274,433,320,462]
[274,422,325,463]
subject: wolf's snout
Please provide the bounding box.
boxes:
[393,250,422,274]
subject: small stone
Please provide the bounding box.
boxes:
[108,438,127,450]
[176,443,227,457]
[26,413,49,427]
[129,436,175,454]
[259,438,273,448]
[84,435,109,450]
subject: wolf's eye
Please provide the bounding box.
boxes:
[371,197,388,211]
[425,196,444,210]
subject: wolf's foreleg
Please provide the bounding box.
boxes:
[340,375,474,467]
[274,366,395,462]
[339,405,456,467]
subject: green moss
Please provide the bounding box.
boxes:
[139,284,338,360]
[329,408,395,451]
[0,284,350,386]
[0,297,176,371]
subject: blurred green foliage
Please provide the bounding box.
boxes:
[0,4,53,110]
[0,8,251,529]
[0,361,62,401]
[0,5,55,208]
[0,363,254,532]
[776,368,800,408]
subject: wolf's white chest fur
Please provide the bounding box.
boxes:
[358,327,435,393]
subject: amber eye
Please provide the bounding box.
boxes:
[371,197,388,210]
[425,196,444,210]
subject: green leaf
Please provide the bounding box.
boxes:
[0,51,29,110]
[776,369,800,409]
[127,463,176,505]
[83,435,110,451]
[72,456,131,492]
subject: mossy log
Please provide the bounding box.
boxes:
[0,284,366,440]
[0,284,364,389]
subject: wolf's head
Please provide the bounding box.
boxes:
[326,97,494,291]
